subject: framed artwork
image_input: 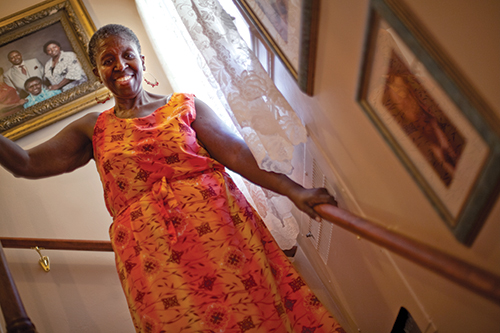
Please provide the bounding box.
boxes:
[0,0,108,140]
[233,0,319,95]
[357,0,500,245]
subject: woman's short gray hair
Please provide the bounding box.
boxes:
[88,24,141,67]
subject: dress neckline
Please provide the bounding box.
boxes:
[110,93,173,120]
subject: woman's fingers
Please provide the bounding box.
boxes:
[296,187,338,221]
[309,188,338,207]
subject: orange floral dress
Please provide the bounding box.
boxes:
[92,93,345,333]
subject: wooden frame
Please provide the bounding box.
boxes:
[357,0,500,245]
[0,0,108,140]
[233,0,319,95]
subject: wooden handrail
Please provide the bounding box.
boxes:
[0,238,113,252]
[0,237,298,257]
[314,204,500,306]
[2,205,500,307]
[0,242,37,333]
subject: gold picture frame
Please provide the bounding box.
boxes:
[0,0,108,140]
[357,0,500,245]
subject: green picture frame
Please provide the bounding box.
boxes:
[357,0,500,245]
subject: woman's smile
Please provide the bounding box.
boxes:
[93,35,145,98]
[115,75,133,85]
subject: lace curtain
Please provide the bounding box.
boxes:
[135,0,305,249]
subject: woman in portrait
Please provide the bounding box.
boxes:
[43,40,88,92]
[23,76,61,109]
[0,67,26,117]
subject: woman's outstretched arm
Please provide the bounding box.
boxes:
[0,112,98,179]
[192,98,337,221]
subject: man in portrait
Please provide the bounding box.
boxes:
[3,50,44,98]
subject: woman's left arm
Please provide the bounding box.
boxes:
[48,78,73,91]
[192,98,337,220]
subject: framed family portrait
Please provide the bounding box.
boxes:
[357,0,500,245]
[233,0,319,95]
[0,0,108,140]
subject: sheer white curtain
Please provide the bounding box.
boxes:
[135,0,305,249]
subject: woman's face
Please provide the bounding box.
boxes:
[26,79,42,96]
[92,35,145,99]
[45,43,61,59]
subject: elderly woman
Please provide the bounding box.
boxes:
[0,25,344,333]
[43,40,88,92]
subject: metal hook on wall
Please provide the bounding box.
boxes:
[32,246,50,272]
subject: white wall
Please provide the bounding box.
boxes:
[1,0,500,332]
[275,0,500,332]
[0,0,172,331]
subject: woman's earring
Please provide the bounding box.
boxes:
[95,90,111,104]
[143,72,159,88]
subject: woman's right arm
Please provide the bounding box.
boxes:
[0,112,99,179]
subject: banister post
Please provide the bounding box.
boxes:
[0,241,37,333]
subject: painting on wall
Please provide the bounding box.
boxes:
[357,0,500,245]
[0,0,109,140]
[234,0,319,95]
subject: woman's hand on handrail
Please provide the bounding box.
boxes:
[289,187,338,222]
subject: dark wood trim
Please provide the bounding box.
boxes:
[0,238,113,252]
[0,242,37,333]
[3,206,500,307]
